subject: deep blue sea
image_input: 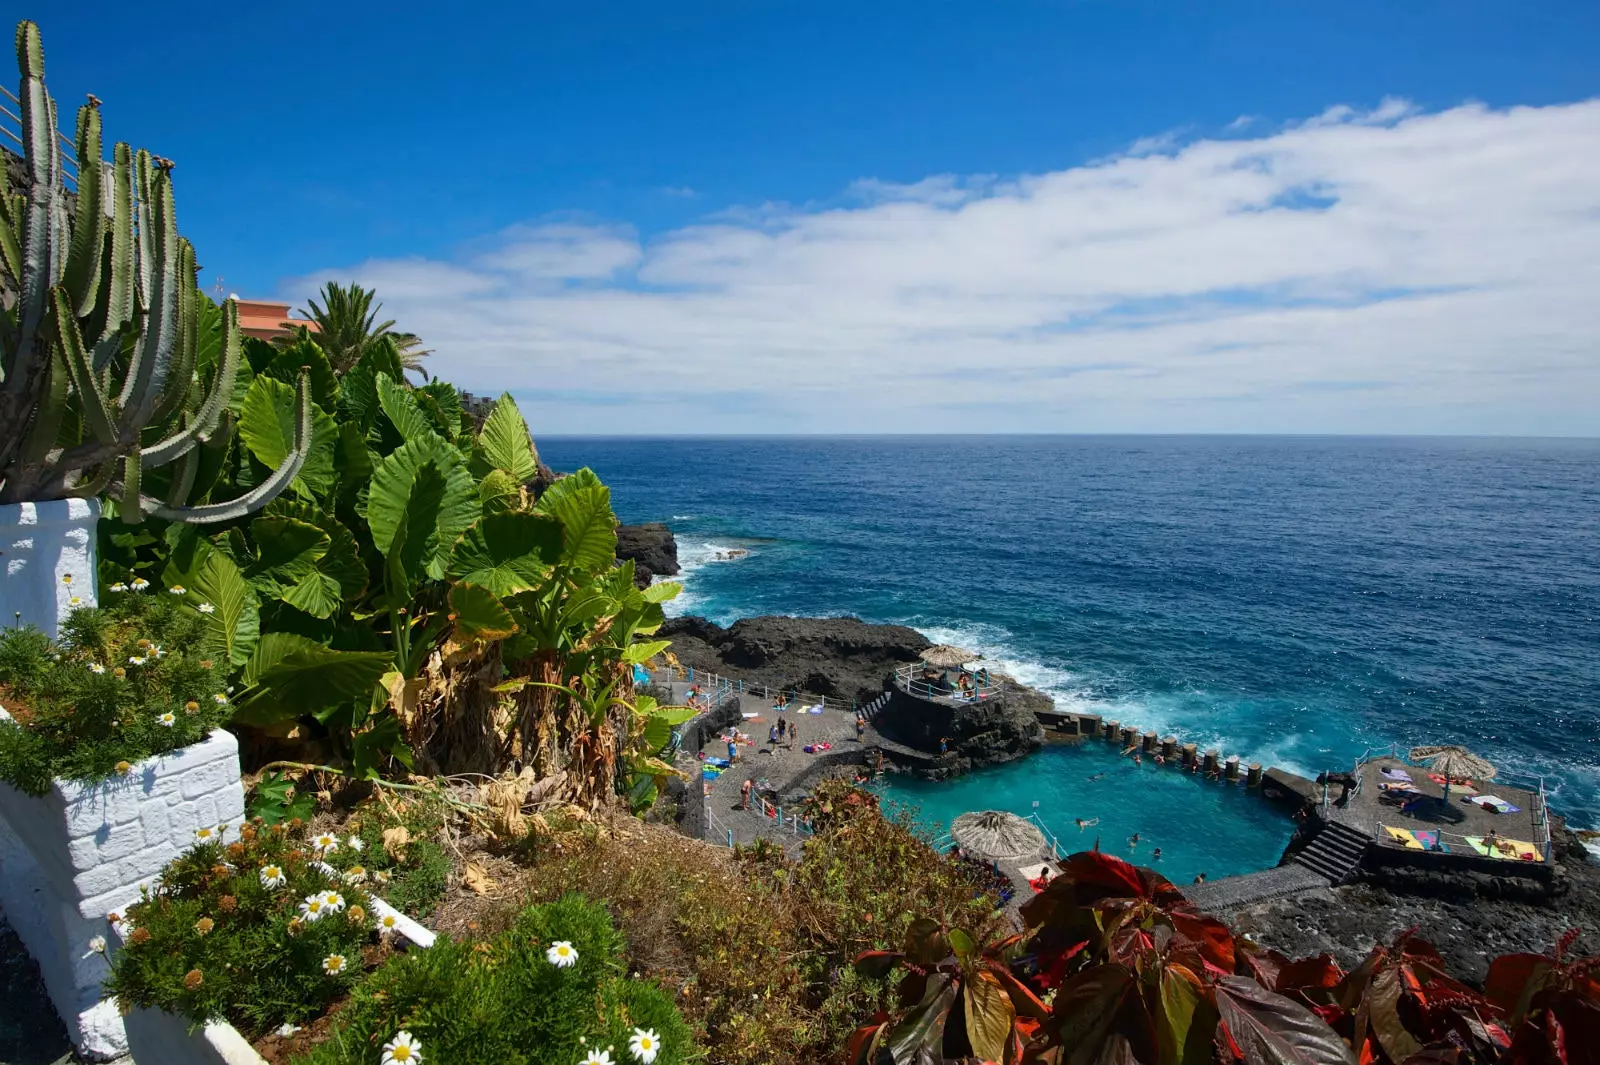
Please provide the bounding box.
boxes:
[540,436,1600,879]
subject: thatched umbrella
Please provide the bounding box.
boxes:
[921,644,980,669]
[950,810,1048,861]
[1408,745,1497,805]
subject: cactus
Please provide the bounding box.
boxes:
[0,19,310,522]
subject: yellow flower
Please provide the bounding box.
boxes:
[195,917,214,935]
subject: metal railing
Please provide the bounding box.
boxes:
[0,84,79,190]
[893,663,1002,703]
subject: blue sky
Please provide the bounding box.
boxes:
[30,2,1600,434]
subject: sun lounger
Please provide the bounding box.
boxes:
[1384,826,1424,849]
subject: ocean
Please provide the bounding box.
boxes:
[539,435,1600,878]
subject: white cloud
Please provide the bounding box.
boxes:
[281,98,1600,435]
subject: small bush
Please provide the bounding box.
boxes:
[297,894,695,1065]
[104,821,379,1037]
[0,588,230,794]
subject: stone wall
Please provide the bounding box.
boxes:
[0,729,246,1059]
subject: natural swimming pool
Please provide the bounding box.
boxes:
[877,742,1297,885]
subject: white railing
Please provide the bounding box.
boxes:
[0,83,79,190]
[893,663,1002,703]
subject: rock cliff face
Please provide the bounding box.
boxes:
[659,614,1047,773]
[615,522,680,589]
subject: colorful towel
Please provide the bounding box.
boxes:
[1468,795,1521,813]
[1380,768,1414,781]
[1384,826,1423,850]
[1411,830,1444,851]
[1465,836,1541,861]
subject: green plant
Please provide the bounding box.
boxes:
[104,821,378,1037]
[286,281,431,378]
[0,587,229,793]
[0,20,311,518]
[295,893,695,1065]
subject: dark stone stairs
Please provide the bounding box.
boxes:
[1291,820,1371,885]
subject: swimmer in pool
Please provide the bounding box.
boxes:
[1087,772,1106,782]
[1075,817,1100,831]
[1128,833,1140,847]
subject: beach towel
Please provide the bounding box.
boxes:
[707,757,730,768]
[1465,836,1541,861]
[1427,773,1476,789]
[1410,829,1444,852]
[1380,781,1421,793]
[742,712,761,719]
[1467,795,1520,813]
[802,744,817,754]
[702,767,723,779]
[1383,825,1424,849]
[1380,768,1414,782]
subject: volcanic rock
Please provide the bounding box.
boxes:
[615,522,680,589]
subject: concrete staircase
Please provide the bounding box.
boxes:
[1291,820,1371,885]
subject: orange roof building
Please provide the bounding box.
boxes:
[234,299,319,341]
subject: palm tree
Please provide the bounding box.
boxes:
[290,281,432,379]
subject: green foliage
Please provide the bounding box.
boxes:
[103,822,377,1038]
[287,281,431,379]
[0,21,309,519]
[248,770,315,825]
[0,589,230,793]
[296,894,694,1065]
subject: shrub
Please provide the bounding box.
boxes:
[0,588,230,794]
[296,893,695,1065]
[104,821,378,1037]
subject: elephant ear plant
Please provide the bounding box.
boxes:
[0,19,310,521]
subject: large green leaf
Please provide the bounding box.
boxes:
[262,335,339,411]
[243,516,330,595]
[623,639,671,665]
[233,633,393,726]
[362,436,478,579]
[446,512,563,597]
[641,581,682,604]
[377,373,440,444]
[263,500,369,617]
[417,381,464,435]
[533,467,617,571]
[238,375,337,497]
[449,582,518,640]
[964,970,1017,1064]
[474,392,538,482]
[1159,965,1214,1065]
[163,544,260,670]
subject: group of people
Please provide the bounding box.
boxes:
[921,666,992,700]
[767,716,801,751]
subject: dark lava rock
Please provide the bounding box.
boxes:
[659,614,1047,772]
[616,522,680,589]
[1227,827,1600,985]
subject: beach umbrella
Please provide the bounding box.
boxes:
[921,644,980,669]
[1408,746,1497,806]
[950,810,1048,861]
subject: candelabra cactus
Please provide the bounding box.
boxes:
[0,19,310,522]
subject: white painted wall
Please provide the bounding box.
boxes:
[0,498,100,639]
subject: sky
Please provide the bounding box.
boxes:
[28,1,1600,435]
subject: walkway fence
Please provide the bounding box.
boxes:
[658,665,829,713]
[892,662,1002,702]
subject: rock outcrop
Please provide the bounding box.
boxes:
[659,614,1047,773]
[616,522,680,589]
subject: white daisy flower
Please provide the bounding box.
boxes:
[259,864,286,888]
[311,859,339,879]
[68,595,82,606]
[89,663,106,674]
[158,712,176,727]
[193,826,219,843]
[628,1029,661,1064]
[343,865,367,885]
[546,940,579,968]
[346,835,364,852]
[169,585,186,595]
[82,936,107,958]
[152,644,167,658]
[128,656,146,666]
[381,1030,422,1064]
[130,578,150,591]
[321,954,347,976]
[109,583,128,592]
[376,912,401,935]
[61,574,73,585]
[312,833,339,853]
[298,896,326,922]
[213,693,228,704]
[374,870,392,884]
[196,602,215,614]
[582,1051,614,1065]
[320,891,346,913]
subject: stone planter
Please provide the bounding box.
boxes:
[117,898,435,1065]
[0,728,246,1060]
[0,497,100,639]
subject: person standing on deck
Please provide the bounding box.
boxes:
[855,715,866,742]
[768,723,780,752]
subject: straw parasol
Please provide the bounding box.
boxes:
[950,810,1048,861]
[921,644,980,669]
[1408,745,1497,805]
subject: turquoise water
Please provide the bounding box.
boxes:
[537,435,1600,875]
[877,742,1295,884]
